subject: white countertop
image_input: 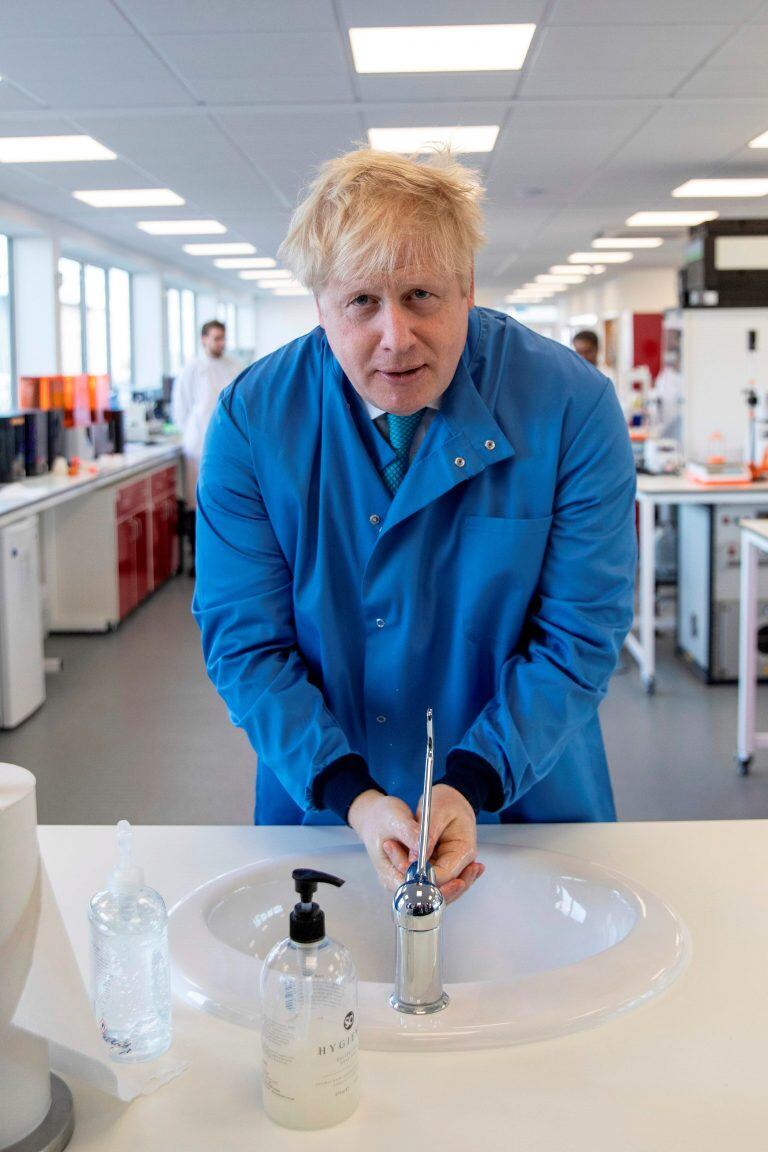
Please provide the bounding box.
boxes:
[637,473,768,498]
[38,821,768,1151]
[0,442,181,527]
[740,518,768,545]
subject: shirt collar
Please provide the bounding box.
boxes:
[363,393,443,422]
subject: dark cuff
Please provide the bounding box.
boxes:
[315,754,385,822]
[441,751,505,814]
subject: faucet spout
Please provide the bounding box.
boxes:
[390,708,450,1015]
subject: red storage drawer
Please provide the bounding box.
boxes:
[116,477,150,519]
[150,466,176,501]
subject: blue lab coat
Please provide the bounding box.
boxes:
[193,307,636,825]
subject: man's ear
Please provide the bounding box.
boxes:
[467,265,475,311]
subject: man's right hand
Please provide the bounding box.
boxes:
[347,790,421,893]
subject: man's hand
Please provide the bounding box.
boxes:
[347,790,421,893]
[412,784,484,904]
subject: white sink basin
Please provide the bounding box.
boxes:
[169,843,689,1051]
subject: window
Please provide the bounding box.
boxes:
[108,268,132,407]
[59,257,83,375]
[0,235,11,409]
[166,286,196,376]
[59,258,132,396]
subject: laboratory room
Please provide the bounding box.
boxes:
[2,1,768,1150]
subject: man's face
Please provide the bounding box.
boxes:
[316,265,474,415]
[202,327,226,358]
[573,337,598,366]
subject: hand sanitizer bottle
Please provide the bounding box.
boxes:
[88,820,172,1061]
[260,868,359,1129]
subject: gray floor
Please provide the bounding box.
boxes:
[3,575,767,825]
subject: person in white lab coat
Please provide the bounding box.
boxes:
[171,319,242,575]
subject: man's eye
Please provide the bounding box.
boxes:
[350,294,372,307]
[412,289,431,300]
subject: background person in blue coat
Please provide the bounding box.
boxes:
[193,149,637,905]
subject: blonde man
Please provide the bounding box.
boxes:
[193,149,636,903]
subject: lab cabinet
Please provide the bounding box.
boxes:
[43,464,179,631]
[0,517,46,727]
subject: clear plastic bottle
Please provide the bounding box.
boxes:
[89,820,172,1062]
[260,869,359,1129]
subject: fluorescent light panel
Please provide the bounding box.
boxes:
[238,269,293,281]
[368,126,499,154]
[592,237,663,249]
[138,220,226,235]
[626,211,718,227]
[74,188,184,207]
[349,24,535,73]
[214,257,276,269]
[550,265,596,274]
[536,274,585,284]
[672,179,768,198]
[183,242,255,255]
[749,130,768,148]
[569,251,633,264]
[0,134,116,163]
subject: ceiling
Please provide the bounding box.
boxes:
[0,0,767,298]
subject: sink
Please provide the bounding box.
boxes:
[169,843,689,1051]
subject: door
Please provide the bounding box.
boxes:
[117,516,137,619]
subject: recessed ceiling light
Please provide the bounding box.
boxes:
[238,269,293,280]
[183,242,255,255]
[367,126,499,154]
[672,179,768,198]
[74,188,184,207]
[590,265,606,275]
[214,257,276,269]
[536,274,585,284]
[626,211,718,227]
[749,130,768,148]
[592,237,664,249]
[137,220,226,235]
[550,265,596,275]
[569,251,633,263]
[273,288,312,297]
[349,24,535,73]
[0,135,116,163]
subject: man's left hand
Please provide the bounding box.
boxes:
[383,783,484,905]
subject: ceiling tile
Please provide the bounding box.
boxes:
[355,74,522,101]
[119,0,337,34]
[0,81,45,110]
[0,36,195,107]
[533,24,731,71]
[0,0,132,36]
[154,32,355,103]
[704,23,768,67]
[550,0,763,23]
[339,0,547,25]
[520,69,686,99]
[676,67,768,97]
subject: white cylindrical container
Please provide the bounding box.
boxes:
[260,869,359,1130]
[0,764,53,1149]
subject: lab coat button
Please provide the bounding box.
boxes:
[376,618,385,628]
[454,456,466,468]
[369,514,381,525]
[376,715,387,724]
[485,439,496,451]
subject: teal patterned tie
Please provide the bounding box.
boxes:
[382,410,426,494]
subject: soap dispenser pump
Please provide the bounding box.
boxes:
[260,868,359,1129]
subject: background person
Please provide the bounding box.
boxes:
[171,320,241,576]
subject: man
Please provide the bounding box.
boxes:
[193,149,636,905]
[572,329,600,367]
[171,319,241,575]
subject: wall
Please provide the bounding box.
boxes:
[253,296,318,360]
[558,268,678,323]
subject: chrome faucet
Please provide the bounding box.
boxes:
[390,708,450,1015]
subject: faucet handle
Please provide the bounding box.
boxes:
[416,708,434,878]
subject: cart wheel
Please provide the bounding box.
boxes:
[736,756,752,777]
[643,675,656,696]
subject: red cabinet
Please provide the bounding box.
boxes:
[115,477,151,620]
[151,467,178,587]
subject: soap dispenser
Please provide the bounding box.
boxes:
[88,820,172,1061]
[260,868,359,1129]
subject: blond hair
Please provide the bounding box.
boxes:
[278,147,485,293]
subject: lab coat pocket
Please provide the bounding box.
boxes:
[460,515,553,645]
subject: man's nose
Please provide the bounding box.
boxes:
[378,303,416,355]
